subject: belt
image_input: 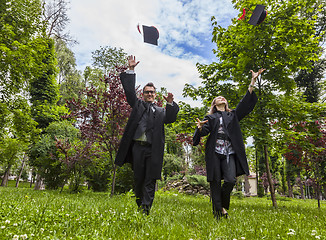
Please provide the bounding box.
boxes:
[134,140,151,147]
[216,133,230,141]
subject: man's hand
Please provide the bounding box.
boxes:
[196,118,208,130]
[163,92,174,103]
[128,55,140,70]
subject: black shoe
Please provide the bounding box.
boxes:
[213,211,222,221]
[141,205,150,215]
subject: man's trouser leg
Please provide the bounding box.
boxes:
[132,142,156,214]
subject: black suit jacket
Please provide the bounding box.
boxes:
[193,90,257,181]
[115,72,179,179]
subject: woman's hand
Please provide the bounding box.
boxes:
[249,68,266,93]
[250,68,266,83]
[196,118,208,130]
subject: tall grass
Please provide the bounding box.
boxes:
[0,187,325,239]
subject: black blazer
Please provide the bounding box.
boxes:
[193,91,257,181]
[115,72,179,179]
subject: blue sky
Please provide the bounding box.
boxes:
[66,0,238,107]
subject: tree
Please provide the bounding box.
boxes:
[0,138,24,186]
[294,0,326,103]
[279,118,326,207]
[91,46,127,76]
[183,0,322,207]
[30,37,67,129]
[64,65,135,194]
[0,0,46,148]
[42,0,76,43]
[29,120,79,190]
[172,102,207,173]
[0,96,39,187]
[54,39,84,105]
[0,0,44,99]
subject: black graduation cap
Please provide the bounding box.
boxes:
[142,25,159,45]
[248,4,267,26]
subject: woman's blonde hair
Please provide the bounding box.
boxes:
[209,96,232,115]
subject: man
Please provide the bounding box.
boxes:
[115,55,179,215]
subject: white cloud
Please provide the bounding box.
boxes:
[66,0,237,107]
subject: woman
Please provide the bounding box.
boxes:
[193,68,265,221]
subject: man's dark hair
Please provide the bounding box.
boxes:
[143,82,156,92]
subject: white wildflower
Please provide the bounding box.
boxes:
[315,236,320,239]
[12,235,19,240]
[1,226,5,229]
[13,223,18,226]
[40,228,44,232]
[5,220,10,224]
[241,237,246,240]
[20,234,28,239]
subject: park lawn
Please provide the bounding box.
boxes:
[0,187,325,240]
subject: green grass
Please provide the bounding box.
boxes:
[6,180,32,188]
[0,187,325,240]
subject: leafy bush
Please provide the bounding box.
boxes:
[186,174,209,190]
[114,164,134,194]
[29,120,79,190]
[257,182,265,197]
[231,191,244,199]
[162,153,183,178]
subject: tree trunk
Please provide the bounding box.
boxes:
[34,173,42,190]
[264,145,277,208]
[244,175,250,196]
[287,177,293,198]
[16,154,27,188]
[297,172,305,200]
[30,168,34,188]
[317,182,321,208]
[1,164,11,187]
[110,165,117,197]
[315,159,321,208]
[255,148,259,195]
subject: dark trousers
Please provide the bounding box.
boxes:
[210,153,236,213]
[132,141,156,211]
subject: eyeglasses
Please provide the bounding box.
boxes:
[143,90,155,95]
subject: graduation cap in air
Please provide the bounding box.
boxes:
[248,5,267,26]
[137,24,159,45]
[238,4,267,26]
